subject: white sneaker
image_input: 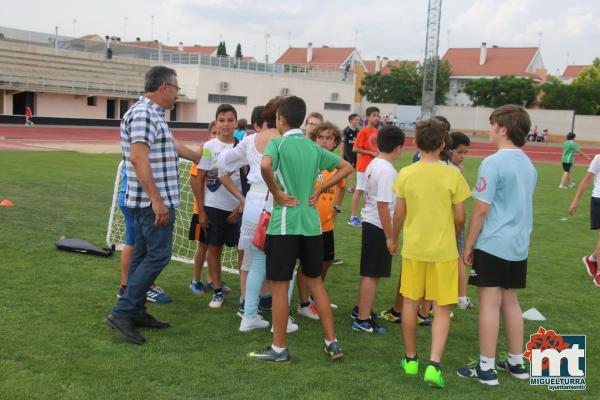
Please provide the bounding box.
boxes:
[457,297,473,310]
[239,315,269,332]
[559,184,568,189]
[297,304,320,320]
[570,182,577,188]
[271,316,299,334]
[330,303,338,309]
[208,293,224,308]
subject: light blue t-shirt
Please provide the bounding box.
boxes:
[234,129,247,142]
[118,166,127,207]
[473,149,537,261]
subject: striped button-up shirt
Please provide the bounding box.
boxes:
[120,96,180,208]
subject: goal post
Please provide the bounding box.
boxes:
[106,160,240,275]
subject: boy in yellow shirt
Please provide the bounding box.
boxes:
[392,119,471,388]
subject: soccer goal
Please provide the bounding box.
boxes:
[106,160,239,274]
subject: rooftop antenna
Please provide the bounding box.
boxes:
[123,16,128,41]
[354,29,359,49]
[151,15,154,40]
[72,19,77,37]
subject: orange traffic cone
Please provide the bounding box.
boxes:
[0,199,14,206]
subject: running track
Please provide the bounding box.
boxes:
[0,125,597,165]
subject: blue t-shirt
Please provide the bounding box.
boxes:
[118,166,127,207]
[234,129,247,142]
[473,149,537,261]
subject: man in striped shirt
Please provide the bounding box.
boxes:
[105,66,201,345]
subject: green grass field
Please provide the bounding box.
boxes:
[0,151,597,399]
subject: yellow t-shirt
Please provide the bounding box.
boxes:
[316,169,345,232]
[393,162,471,262]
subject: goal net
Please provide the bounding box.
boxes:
[106,160,239,274]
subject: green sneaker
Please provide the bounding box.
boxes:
[324,341,344,361]
[401,357,419,375]
[247,346,291,364]
[424,364,446,388]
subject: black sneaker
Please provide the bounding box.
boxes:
[133,313,170,329]
[324,341,344,361]
[258,296,272,312]
[350,306,382,321]
[247,346,291,364]
[457,360,499,386]
[497,358,529,380]
[105,314,145,345]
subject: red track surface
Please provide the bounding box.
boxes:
[0,125,597,165]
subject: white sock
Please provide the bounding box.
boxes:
[458,296,468,304]
[271,344,286,353]
[508,352,523,366]
[590,254,597,262]
[479,355,495,372]
[324,338,337,347]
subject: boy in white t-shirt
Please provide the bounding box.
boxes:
[569,153,600,287]
[351,125,405,334]
[197,104,244,309]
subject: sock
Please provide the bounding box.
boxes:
[508,352,523,366]
[590,254,597,262]
[324,338,337,347]
[300,301,311,308]
[405,354,418,362]
[480,355,495,372]
[428,360,441,370]
[390,309,401,317]
[458,296,468,304]
[260,294,272,300]
[271,344,286,353]
[120,284,127,289]
[417,312,429,320]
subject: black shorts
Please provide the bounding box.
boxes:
[265,234,323,281]
[360,222,392,278]
[323,230,335,262]
[562,162,573,172]
[188,214,203,241]
[468,249,527,289]
[199,206,240,247]
[344,151,357,168]
[591,197,600,230]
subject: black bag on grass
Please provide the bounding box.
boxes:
[55,238,114,257]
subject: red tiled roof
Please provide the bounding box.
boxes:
[275,47,355,66]
[363,59,419,74]
[562,65,590,78]
[442,47,538,77]
[122,40,164,49]
[121,42,217,55]
[181,45,218,55]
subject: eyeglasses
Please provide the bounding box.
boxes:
[165,82,181,91]
[317,135,335,142]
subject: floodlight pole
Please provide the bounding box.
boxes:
[420,0,443,119]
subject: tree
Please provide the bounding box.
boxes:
[359,59,451,105]
[540,80,600,115]
[217,41,228,57]
[235,43,243,59]
[464,76,538,108]
[573,57,600,84]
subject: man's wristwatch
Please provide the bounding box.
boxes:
[333,205,342,214]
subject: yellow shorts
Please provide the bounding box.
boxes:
[400,258,458,305]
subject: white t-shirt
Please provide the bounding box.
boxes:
[588,155,600,198]
[361,157,397,229]
[198,137,241,211]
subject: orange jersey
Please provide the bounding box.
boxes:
[190,163,199,214]
[354,126,379,172]
[316,169,345,232]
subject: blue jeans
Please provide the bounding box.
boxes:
[111,206,175,320]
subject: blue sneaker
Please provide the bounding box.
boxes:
[237,300,245,317]
[497,357,529,380]
[348,216,362,227]
[351,306,382,321]
[457,360,499,386]
[207,281,232,294]
[189,280,206,295]
[146,286,172,304]
[352,319,386,334]
[258,296,272,312]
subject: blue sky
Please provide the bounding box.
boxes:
[3,0,599,75]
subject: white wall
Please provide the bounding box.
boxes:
[574,115,600,141]
[36,93,108,118]
[174,65,355,127]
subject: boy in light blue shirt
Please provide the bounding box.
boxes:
[457,105,537,386]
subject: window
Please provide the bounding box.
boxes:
[208,94,247,104]
[87,96,97,106]
[324,102,351,111]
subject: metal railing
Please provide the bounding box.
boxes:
[0,25,355,84]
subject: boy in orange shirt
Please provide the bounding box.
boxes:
[349,107,380,227]
[297,122,347,319]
